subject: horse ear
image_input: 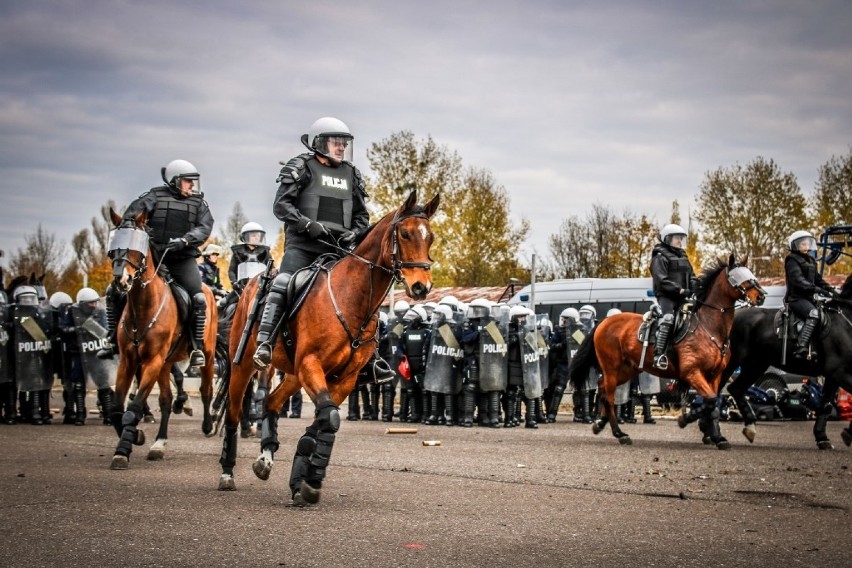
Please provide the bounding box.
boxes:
[423,193,441,219]
[109,208,122,228]
[728,253,736,268]
[403,190,418,213]
[135,209,148,228]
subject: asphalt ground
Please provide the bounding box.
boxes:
[0,402,849,568]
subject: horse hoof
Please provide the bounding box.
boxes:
[617,436,633,446]
[817,440,834,451]
[218,474,236,491]
[202,420,214,437]
[110,455,129,470]
[742,425,756,443]
[134,430,146,446]
[183,406,193,417]
[677,415,689,429]
[702,436,713,445]
[842,429,852,447]
[716,439,731,451]
[172,403,184,415]
[252,457,273,480]
[297,482,321,505]
[147,448,164,461]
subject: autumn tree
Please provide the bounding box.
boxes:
[8,224,67,293]
[810,148,852,276]
[70,200,121,294]
[694,157,807,277]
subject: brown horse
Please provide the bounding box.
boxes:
[218,190,439,506]
[569,255,765,449]
[107,208,217,469]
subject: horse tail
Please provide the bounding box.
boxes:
[568,327,599,389]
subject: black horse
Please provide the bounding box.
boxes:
[723,275,852,450]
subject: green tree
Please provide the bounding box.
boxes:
[811,147,852,228]
[694,157,807,277]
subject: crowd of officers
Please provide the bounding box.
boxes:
[346,296,661,429]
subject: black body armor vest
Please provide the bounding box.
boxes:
[147,186,202,244]
[297,160,355,232]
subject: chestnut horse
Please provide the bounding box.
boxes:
[107,208,217,469]
[569,255,765,449]
[218,190,439,506]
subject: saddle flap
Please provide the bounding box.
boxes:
[169,282,192,326]
[286,264,325,320]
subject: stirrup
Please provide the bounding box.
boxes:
[371,357,396,384]
[253,342,272,370]
[189,349,205,368]
[653,354,669,370]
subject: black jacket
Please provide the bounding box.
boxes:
[784,252,831,302]
[650,243,697,301]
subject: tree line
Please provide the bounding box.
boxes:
[3,136,851,298]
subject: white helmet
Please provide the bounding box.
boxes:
[433,304,454,323]
[439,295,460,312]
[659,223,687,249]
[467,298,491,320]
[606,308,622,318]
[240,222,266,245]
[403,305,428,323]
[202,244,222,256]
[393,300,411,318]
[161,159,201,194]
[304,117,353,164]
[48,291,73,309]
[378,311,388,325]
[788,230,816,253]
[509,305,530,322]
[75,287,100,304]
[13,285,39,306]
[423,301,438,315]
[579,304,597,320]
[560,307,580,325]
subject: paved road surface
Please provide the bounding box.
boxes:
[0,405,849,568]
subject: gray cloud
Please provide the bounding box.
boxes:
[1,0,851,278]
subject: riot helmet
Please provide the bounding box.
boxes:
[403,305,428,323]
[559,307,580,326]
[48,291,73,309]
[161,159,201,195]
[509,305,530,325]
[378,311,388,325]
[788,230,816,254]
[659,223,687,249]
[606,308,622,318]
[76,287,100,304]
[433,304,454,324]
[393,299,411,319]
[0,290,7,305]
[202,244,222,257]
[239,222,266,245]
[579,304,597,322]
[13,285,39,306]
[537,314,553,335]
[422,301,438,318]
[438,295,460,313]
[302,117,353,165]
[466,298,491,320]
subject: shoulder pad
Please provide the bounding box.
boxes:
[276,154,312,185]
[352,166,367,195]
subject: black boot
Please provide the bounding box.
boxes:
[524,397,538,429]
[398,388,410,423]
[503,389,517,427]
[369,385,380,420]
[367,352,396,383]
[360,385,373,420]
[572,391,585,423]
[424,391,439,425]
[29,391,43,425]
[253,274,290,370]
[547,386,564,423]
[476,393,487,426]
[409,388,423,423]
[97,388,114,425]
[581,390,593,424]
[189,292,207,368]
[446,394,459,426]
[381,383,395,422]
[534,397,546,424]
[794,313,819,360]
[74,385,87,425]
[461,385,476,427]
[62,388,76,424]
[641,394,656,424]
[346,391,360,421]
[487,391,501,427]
[653,317,674,370]
[623,397,637,423]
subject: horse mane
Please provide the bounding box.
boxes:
[353,203,431,247]
[838,274,852,300]
[693,257,729,303]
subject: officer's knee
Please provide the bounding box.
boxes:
[272,272,292,292]
[193,292,206,308]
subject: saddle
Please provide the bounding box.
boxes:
[637,303,692,346]
[157,265,192,329]
[774,304,830,341]
[285,254,339,321]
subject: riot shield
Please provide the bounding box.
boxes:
[237,261,266,282]
[638,372,661,395]
[424,319,462,394]
[13,304,53,392]
[386,315,405,381]
[536,324,550,390]
[0,304,11,385]
[71,305,117,389]
[478,318,508,392]
[615,381,631,405]
[521,321,543,399]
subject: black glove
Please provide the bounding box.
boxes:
[305,221,328,240]
[165,237,187,252]
[338,230,357,246]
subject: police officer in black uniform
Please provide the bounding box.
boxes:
[198,244,225,297]
[99,159,214,368]
[228,222,271,288]
[252,117,392,383]
[785,230,835,360]
[397,305,430,423]
[650,223,698,370]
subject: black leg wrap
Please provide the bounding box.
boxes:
[219,425,238,475]
[305,430,336,486]
[289,428,318,496]
[260,411,280,454]
[115,405,142,457]
[699,397,722,440]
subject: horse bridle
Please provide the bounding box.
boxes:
[696,265,765,312]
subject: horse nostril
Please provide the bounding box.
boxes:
[412,282,426,298]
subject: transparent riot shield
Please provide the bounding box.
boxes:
[638,371,661,395]
[13,304,54,392]
[0,304,11,385]
[386,315,405,382]
[521,321,543,399]
[615,380,631,405]
[71,305,117,389]
[424,319,462,395]
[478,318,508,392]
[535,320,550,390]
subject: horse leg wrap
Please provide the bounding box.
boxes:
[260,411,280,454]
[115,405,142,457]
[289,427,318,496]
[699,397,721,440]
[219,426,238,475]
[813,402,833,443]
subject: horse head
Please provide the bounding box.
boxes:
[723,254,766,307]
[384,190,440,301]
[108,207,151,290]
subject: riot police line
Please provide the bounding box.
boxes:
[344,297,661,428]
[0,286,117,426]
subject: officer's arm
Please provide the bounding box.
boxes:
[786,258,816,294]
[228,254,239,284]
[273,157,310,229]
[351,168,370,234]
[121,191,157,226]
[183,202,214,247]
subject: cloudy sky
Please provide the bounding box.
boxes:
[2,0,851,274]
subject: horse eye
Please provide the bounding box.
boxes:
[400,230,410,240]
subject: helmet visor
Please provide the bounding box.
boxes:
[792,236,816,253]
[241,230,266,245]
[176,174,201,195]
[315,135,353,164]
[467,306,490,320]
[664,233,687,249]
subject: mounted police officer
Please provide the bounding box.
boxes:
[252,117,393,382]
[785,230,835,360]
[99,159,214,368]
[228,222,272,292]
[650,223,698,370]
[198,244,225,297]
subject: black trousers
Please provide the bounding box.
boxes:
[164,256,203,295]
